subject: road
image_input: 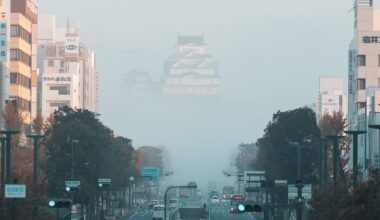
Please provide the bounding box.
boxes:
[121,203,261,220]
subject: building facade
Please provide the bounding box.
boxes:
[316,76,347,121]
[9,0,38,125]
[162,35,220,96]
[38,15,99,118]
[347,0,380,177]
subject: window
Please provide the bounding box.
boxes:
[10,72,31,88]
[10,25,31,43]
[48,60,54,67]
[1,40,5,46]
[10,49,31,66]
[356,79,366,90]
[356,102,365,111]
[50,85,70,95]
[1,23,6,29]
[10,96,31,111]
[357,55,366,66]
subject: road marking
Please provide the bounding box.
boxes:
[248,213,256,220]
[128,212,138,219]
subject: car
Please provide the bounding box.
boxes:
[168,198,179,210]
[152,205,165,220]
[210,196,219,204]
[149,200,159,209]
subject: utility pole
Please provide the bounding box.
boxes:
[26,134,45,186]
[344,130,366,187]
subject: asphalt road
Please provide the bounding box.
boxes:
[209,203,261,220]
[120,203,261,220]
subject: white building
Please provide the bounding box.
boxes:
[162,35,220,96]
[37,15,99,118]
[347,0,380,177]
[316,76,347,121]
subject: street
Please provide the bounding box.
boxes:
[120,203,261,220]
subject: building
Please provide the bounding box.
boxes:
[347,0,380,178]
[162,35,220,97]
[0,0,10,129]
[316,76,347,121]
[9,0,38,125]
[124,69,160,97]
[37,15,99,118]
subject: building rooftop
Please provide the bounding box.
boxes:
[178,35,205,45]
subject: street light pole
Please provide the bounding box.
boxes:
[164,185,197,220]
[26,134,45,186]
[71,140,79,181]
[0,131,19,184]
[344,130,366,187]
[368,124,380,220]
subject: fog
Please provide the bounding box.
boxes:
[38,0,355,190]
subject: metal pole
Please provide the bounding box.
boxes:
[5,134,11,183]
[333,137,338,187]
[26,135,45,186]
[353,134,358,187]
[297,144,301,181]
[323,139,328,191]
[71,141,74,181]
[56,207,59,220]
[0,138,5,193]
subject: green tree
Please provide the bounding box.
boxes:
[254,107,320,184]
[43,107,138,205]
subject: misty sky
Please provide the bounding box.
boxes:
[38,0,358,189]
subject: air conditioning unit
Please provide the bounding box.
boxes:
[59,68,64,73]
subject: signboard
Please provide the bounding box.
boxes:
[363,36,380,44]
[98,178,111,183]
[43,76,72,82]
[275,180,288,185]
[65,34,79,54]
[288,184,312,200]
[5,184,26,198]
[65,181,80,187]
[141,167,160,181]
[0,8,7,62]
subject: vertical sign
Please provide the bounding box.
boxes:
[0,7,7,62]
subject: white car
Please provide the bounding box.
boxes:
[168,198,179,210]
[211,196,220,204]
[152,205,165,220]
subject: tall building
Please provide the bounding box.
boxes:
[0,0,10,129]
[316,76,347,121]
[9,0,38,125]
[162,35,220,96]
[37,15,99,118]
[347,0,380,177]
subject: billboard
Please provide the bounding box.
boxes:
[65,34,79,55]
[0,6,7,62]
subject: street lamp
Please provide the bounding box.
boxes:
[71,140,79,180]
[164,184,197,220]
[0,130,19,183]
[129,176,134,207]
[344,130,366,187]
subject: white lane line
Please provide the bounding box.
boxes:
[128,212,139,219]
[248,213,256,220]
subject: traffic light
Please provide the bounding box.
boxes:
[65,186,80,192]
[236,202,263,213]
[98,182,110,190]
[48,199,71,208]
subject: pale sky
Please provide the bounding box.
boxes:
[38,0,357,189]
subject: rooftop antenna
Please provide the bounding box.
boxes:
[67,18,70,34]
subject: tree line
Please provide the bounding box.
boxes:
[234,106,380,219]
[1,104,165,219]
